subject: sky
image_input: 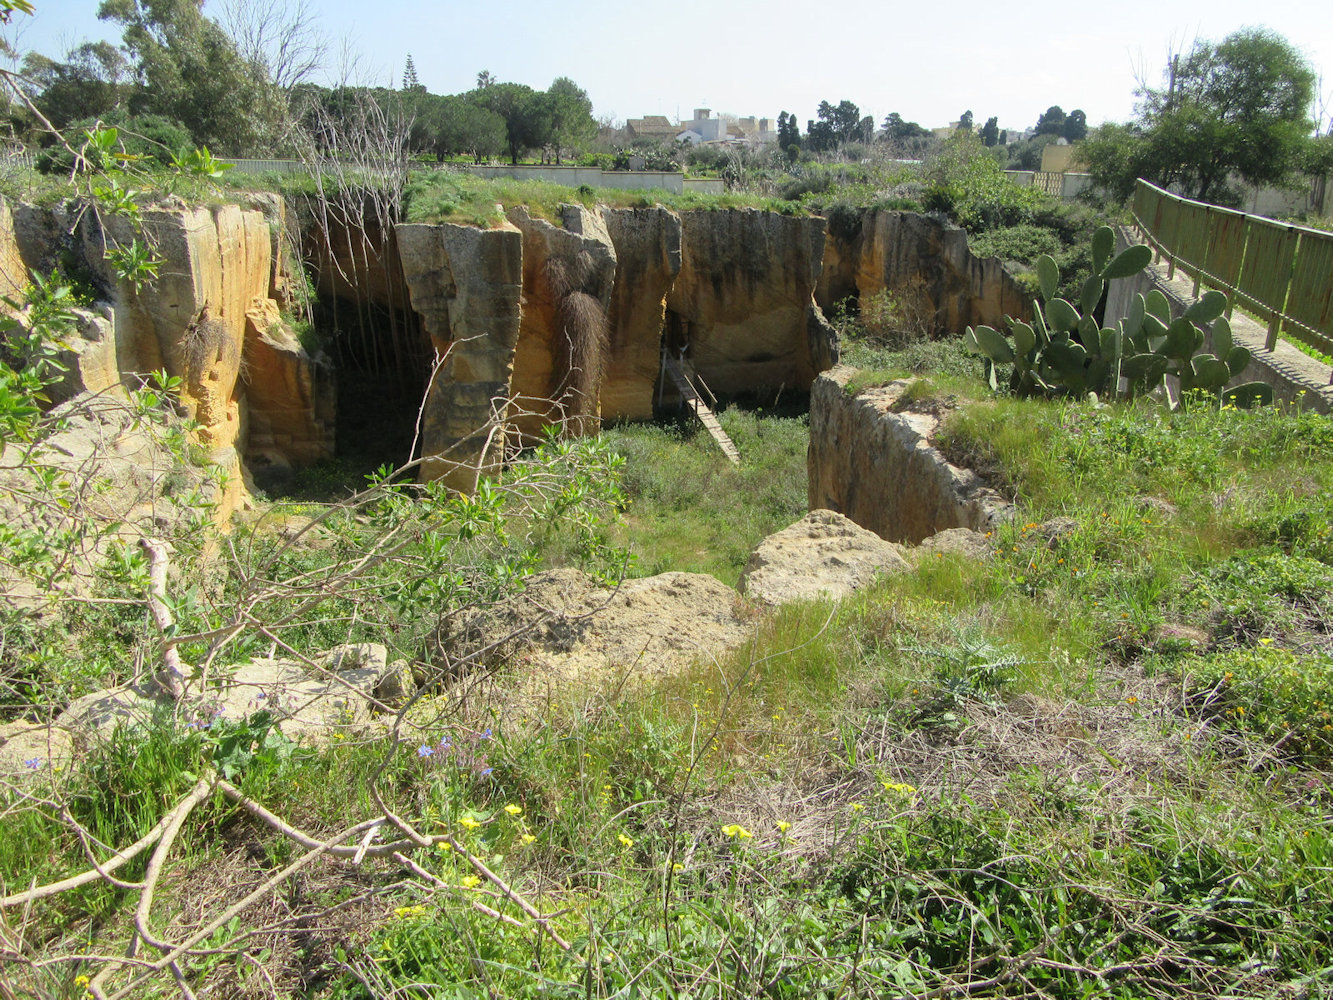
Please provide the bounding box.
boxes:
[12,0,1333,135]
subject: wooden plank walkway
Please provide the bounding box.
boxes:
[662,357,740,464]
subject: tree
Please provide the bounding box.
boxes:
[979,115,999,147]
[546,76,594,164]
[1034,105,1065,136]
[21,41,129,129]
[1082,27,1315,202]
[401,53,421,92]
[1062,108,1087,142]
[776,110,799,151]
[470,81,551,164]
[957,110,973,132]
[216,0,324,92]
[475,68,494,89]
[98,0,285,151]
[805,99,862,152]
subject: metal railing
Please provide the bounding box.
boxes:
[1132,180,1333,375]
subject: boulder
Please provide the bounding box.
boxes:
[431,567,754,680]
[739,509,911,606]
[56,643,396,741]
[917,527,993,561]
[0,721,76,782]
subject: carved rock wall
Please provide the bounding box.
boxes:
[507,206,617,439]
[667,209,831,396]
[807,365,1010,543]
[602,207,682,420]
[0,195,332,488]
[816,209,1030,332]
[396,220,524,491]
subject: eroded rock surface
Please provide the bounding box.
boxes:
[808,366,1011,543]
[817,209,1029,333]
[396,220,524,490]
[739,509,911,606]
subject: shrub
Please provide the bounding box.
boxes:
[1183,645,1333,764]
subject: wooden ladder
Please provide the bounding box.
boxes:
[662,356,740,465]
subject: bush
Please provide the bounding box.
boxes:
[36,112,193,175]
[1183,645,1333,764]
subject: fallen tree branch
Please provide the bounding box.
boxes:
[0,777,214,909]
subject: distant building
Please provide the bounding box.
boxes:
[629,107,777,147]
[625,115,678,141]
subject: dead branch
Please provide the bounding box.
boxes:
[139,538,189,699]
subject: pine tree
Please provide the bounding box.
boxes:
[402,54,422,92]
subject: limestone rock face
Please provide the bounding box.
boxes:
[816,209,1029,333]
[603,207,683,419]
[241,297,335,479]
[396,220,524,490]
[667,209,834,396]
[1,196,330,479]
[507,205,617,439]
[739,509,911,606]
[808,366,1010,543]
[94,203,278,455]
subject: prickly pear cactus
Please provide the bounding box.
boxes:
[963,226,1273,409]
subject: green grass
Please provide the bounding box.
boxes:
[600,408,811,584]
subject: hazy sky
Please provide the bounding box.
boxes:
[13,0,1333,134]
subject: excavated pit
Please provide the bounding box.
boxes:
[808,366,1012,544]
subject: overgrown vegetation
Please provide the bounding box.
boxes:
[8,363,1333,996]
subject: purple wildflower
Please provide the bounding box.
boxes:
[417,744,434,758]
[23,758,43,769]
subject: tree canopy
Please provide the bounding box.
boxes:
[806,100,869,152]
[97,0,285,151]
[1082,27,1316,202]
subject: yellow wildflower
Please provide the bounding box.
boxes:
[617,832,635,848]
[520,833,536,845]
[881,782,917,795]
[504,804,523,817]
[721,824,753,839]
[393,905,426,919]
[458,816,481,831]
[460,875,481,889]
[776,820,791,833]
[850,802,865,813]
